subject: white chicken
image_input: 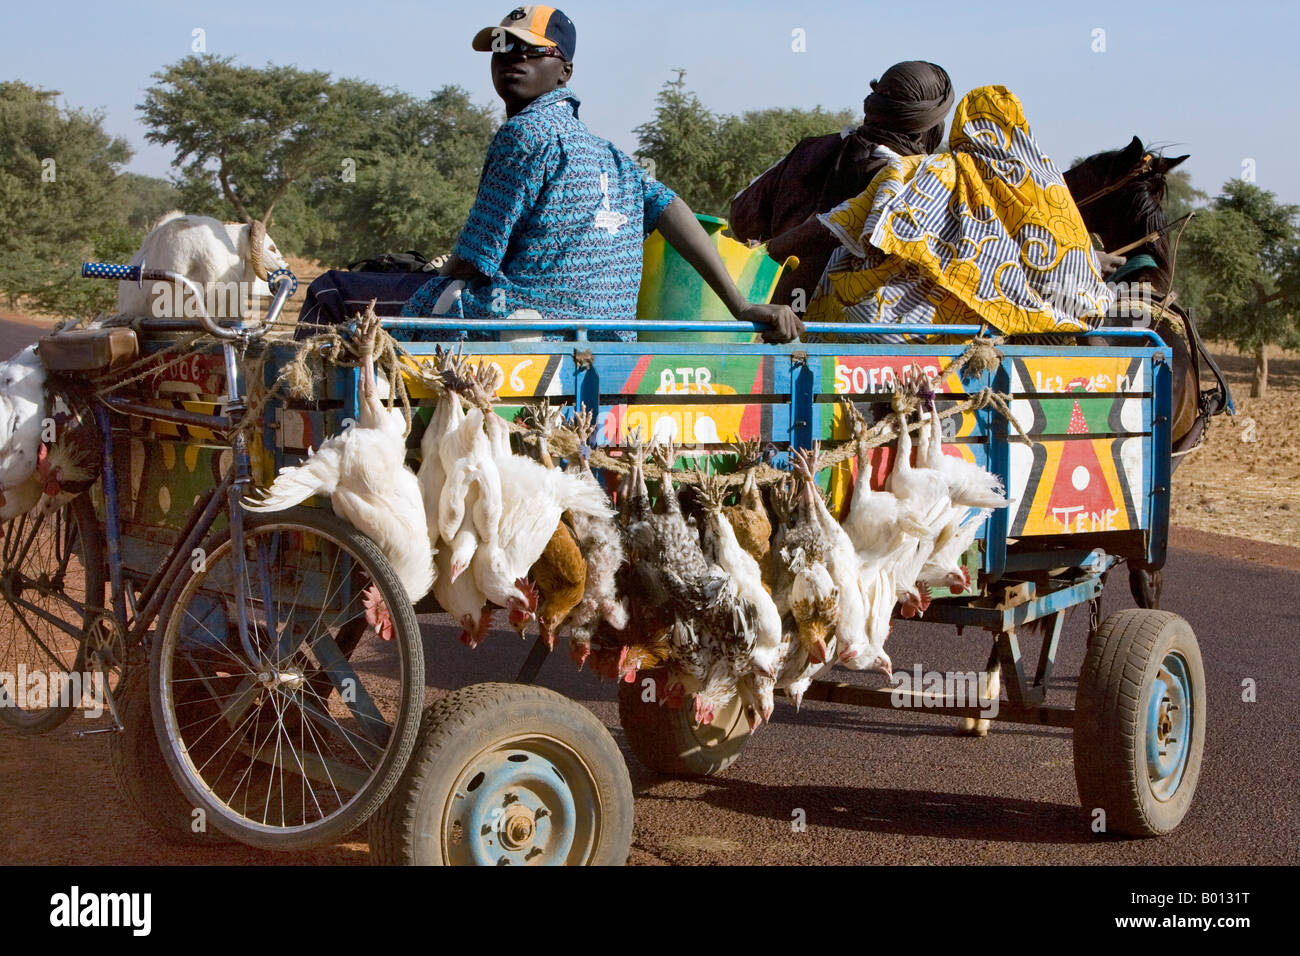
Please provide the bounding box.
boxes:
[696,471,782,723]
[885,409,952,618]
[838,400,930,673]
[0,345,47,513]
[245,306,434,636]
[917,404,1009,510]
[446,368,615,634]
[914,406,1009,598]
[418,355,494,646]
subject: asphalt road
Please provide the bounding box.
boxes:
[2,317,1296,865]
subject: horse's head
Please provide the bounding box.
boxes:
[1064,136,1188,284]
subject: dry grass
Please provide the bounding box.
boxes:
[1170,344,1300,548]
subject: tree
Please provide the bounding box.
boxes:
[1181,180,1300,397]
[0,81,133,316]
[140,56,351,234]
[117,172,181,231]
[713,105,855,212]
[1163,168,1207,220]
[634,71,854,218]
[299,85,498,266]
[140,57,498,264]
[633,70,722,213]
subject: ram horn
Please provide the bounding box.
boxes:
[247,219,269,281]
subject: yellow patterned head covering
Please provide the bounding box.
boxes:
[808,85,1111,336]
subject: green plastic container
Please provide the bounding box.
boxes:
[636,214,795,343]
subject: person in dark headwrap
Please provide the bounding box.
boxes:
[729,61,953,308]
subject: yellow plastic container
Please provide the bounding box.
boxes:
[637,214,795,343]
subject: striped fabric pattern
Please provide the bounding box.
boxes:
[403,88,675,341]
[806,86,1113,338]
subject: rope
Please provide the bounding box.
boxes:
[92,324,1024,490]
[87,306,414,443]
[401,333,1030,491]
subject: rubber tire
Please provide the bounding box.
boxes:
[369,682,634,866]
[1074,609,1206,837]
[0,493,105,734]
[617,667,752,777]
[1128,565,1162,609]
[108,661,232,846]
[150,506,424,852]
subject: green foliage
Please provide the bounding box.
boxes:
[0,80,132,316]
[139,57,498,266]
[300,85,498,266]
[634,71,853,217]
[1162,169,1207,221]
[117,172,181,231]
[140,55,341,227]
[1181,180,1300,356]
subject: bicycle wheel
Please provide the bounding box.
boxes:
[0,493,106,733]
[149,506,424,850]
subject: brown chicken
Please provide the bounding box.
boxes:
[517,404,591,647]
[529,518,587,649]
[722,439,773,572]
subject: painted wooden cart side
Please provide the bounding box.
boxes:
[110,320,1171,595]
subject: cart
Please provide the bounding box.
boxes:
[384,312,1203,839]
[1,272,1203,859]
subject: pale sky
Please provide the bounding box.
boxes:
[5,0,1298,203]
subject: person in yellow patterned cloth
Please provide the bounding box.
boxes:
[798,85,1114,340]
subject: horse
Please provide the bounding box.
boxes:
[1062,136,1232,606]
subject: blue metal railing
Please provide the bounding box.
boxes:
[381,316,1170,348]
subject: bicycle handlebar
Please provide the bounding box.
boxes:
[81,262,296,341]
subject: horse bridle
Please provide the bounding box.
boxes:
[1073,152,1155,208]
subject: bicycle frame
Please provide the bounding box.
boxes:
[94,341,267,664]
[76,265,299,663]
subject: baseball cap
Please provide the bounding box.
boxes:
[472,6,577,61]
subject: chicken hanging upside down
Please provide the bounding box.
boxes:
[437,365,615,646]
[245,303,434,641]
[557,408,628,667]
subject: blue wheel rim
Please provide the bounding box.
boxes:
[444,736,599,866]
[1146,651,1192,801]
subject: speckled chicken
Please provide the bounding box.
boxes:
[793,446,875,670]
[766,477,840,670]
[559,409,628,667]
[696,470,782,723]
[618,440,744,724]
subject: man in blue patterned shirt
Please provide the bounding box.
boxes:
[400,5,802,343]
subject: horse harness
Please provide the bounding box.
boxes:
[1108,290,1233,457]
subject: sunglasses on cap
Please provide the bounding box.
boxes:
[492,40,566,59]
